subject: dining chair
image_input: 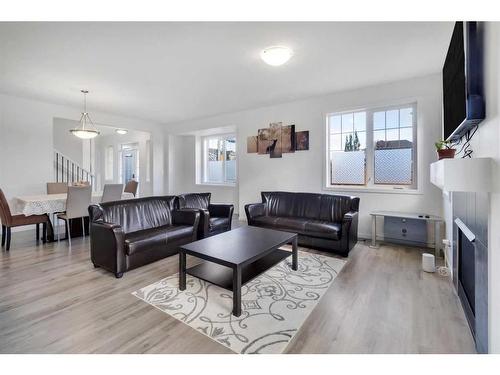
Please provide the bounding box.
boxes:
[101,184,124,203]
[46,182,68,194]
[47,182,68,224]
[56,185,92,247]
[124,180,138,197]
[0,188,48,251]
[73,181,90,186]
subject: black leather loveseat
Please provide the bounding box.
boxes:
[178,193,234,239]
[245,191,360,256]
[89,196,200,278]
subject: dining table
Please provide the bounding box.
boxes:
[12,192,135,242]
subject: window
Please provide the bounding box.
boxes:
[327,103,417,189]
[203,135,237,184]
[105,145,114,181]
[329,111,367,185]
[373,107,414,185]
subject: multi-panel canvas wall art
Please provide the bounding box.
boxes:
[247,136,258,153]
[268,122,282,158]
[295,131,309,151]
[247,123,308,158]
[257,128,270,154]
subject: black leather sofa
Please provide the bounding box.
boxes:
[177,193,234,239]
[88,196,200,278]
[245,191,360,256]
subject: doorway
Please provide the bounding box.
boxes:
[120,143,139,184]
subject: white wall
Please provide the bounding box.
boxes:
[0,93,165,207]
[168,134,238,211]
[165,74,444,237]
[53,118,95,174]
[94,130,153,197]
[442,22,500,353]
[53,118,85,166]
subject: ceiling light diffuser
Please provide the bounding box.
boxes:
[70,90,100,139]
[260,46,293,66]
[115,129,128,135]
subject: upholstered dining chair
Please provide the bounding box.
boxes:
[124,180,138,197]
[47,182,68,224]
[101,184,124,203]
[72,181,91,187]
[0,188,49,251]
[46,182,68,194]
[56,185,92,246]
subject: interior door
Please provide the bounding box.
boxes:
[122,148,138,183]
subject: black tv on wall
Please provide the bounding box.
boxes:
[442,22,485,141]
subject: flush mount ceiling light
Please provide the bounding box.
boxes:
[260,46,293,66]
[115,129,128,135]
[70,90,100,139]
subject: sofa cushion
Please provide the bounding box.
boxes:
[252,216,280,227]
[262,191,297,217]
[124,225,193,255]
[262,191,321,219]
[275,217,308,232]
[261,191,359,223]
[252,215,340,240]
[94,196,177,234]
[178,193,211,210]
[209,217,230,231]
[254,216,306,233]
[304,220,341,240]
[319,194,358,222]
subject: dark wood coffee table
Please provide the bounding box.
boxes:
[178,226,298,317]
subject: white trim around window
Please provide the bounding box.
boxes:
[324,102,418,193]
[201,133,237,186]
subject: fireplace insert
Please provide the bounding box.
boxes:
[456,218,476,336]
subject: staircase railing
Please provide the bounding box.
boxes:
[54,150,95,188]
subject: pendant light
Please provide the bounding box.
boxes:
[70,90,100,139]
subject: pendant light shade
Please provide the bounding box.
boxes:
[70,128,100,139]
[70,90,100,139]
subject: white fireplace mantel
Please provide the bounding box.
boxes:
[430,157,493,192]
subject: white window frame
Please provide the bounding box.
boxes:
[202,133,237,186]
[325,102,418,192]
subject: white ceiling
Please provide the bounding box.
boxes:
[0,22,454,125]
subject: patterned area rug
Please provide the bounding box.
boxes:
[132,249,346,354]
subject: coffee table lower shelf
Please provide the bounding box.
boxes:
[186,249,291,290]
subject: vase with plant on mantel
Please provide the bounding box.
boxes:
[435,139,456,160]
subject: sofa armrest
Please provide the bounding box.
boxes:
[180,208,211,239]
[341,210,359,252]
[88,204,104,222]
[245,203,265,222]
[199,208,210,238]
[172,208,201,227]
[208,204,234,219]
[173,209,200,242]
[342,210,358,223]
[90,221,126,277]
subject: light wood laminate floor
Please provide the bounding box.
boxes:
[0,225,475,354]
